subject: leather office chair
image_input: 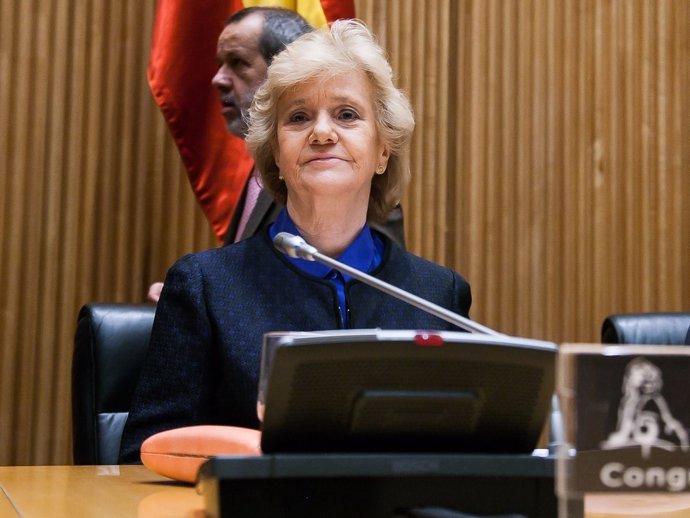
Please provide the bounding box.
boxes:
[601,312,690,345]
[72,303,156,465]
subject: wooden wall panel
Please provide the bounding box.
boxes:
[0,0,687,465]
[359,0,689,341]
[0,0,216,465]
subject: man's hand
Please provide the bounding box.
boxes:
[147,282,164,303]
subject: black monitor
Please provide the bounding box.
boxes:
[257,330,556,454]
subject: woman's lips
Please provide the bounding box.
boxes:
[305,156,341,164]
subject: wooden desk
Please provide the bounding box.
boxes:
[3,465,690,517]
[0,465,203,518]
[585,493,690,518]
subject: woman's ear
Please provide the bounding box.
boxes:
[378,144,391,171]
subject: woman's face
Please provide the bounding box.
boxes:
[274,71,389,205]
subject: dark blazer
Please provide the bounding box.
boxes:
[119,230,471,463]
[224,180,406,247]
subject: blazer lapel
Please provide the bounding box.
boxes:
[240,188,276,240]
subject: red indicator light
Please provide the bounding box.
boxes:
[414,333,444,347]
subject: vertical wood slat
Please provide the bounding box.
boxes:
[0,0,15,464]
[497,0,516,335]
[34,0,65,465]
[0,0,688,465]
[11,0,43,466]
[517,0,536,337]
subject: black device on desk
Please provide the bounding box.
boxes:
[197,330,558,518]
[198,451,556,518]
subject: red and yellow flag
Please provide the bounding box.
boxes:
[148,0,356,242]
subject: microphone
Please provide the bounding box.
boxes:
[273,232,501,335]
[272,232,318,260]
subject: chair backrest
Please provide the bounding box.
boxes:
[601,312,690,345]
[72,303,155,464]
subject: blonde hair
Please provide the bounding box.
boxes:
[246,19,415,223]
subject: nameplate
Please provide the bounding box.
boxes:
[558,344,690,494]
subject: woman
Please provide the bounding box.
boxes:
[119,20,472,464]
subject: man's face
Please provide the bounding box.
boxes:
[212,14,269,137]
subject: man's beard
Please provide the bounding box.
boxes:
[225,90,255,138]
[226,115,248,138]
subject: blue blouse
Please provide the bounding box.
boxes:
[268,208,383,327]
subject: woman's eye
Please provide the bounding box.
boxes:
[339,109,359,121]
[288,112,308,123]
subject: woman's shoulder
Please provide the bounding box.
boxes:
[372,236,472,317]
[381,237,469,285]
[169,233,273,272]
[382,237,448,270]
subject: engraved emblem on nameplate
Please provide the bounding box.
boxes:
[561,345,690,494]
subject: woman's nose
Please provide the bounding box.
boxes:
[309,113,337,144]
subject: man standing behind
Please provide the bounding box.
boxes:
[148,7,314,302]
[213,8,312,245]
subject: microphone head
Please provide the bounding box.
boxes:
[272,232,317,260]
[272,232,294,256]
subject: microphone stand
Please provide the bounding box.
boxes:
[273,232,502,336]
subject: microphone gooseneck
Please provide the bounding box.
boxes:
[272,232,501,335]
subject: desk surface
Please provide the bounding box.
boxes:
[0,465,203,518]
[2,465,690,518]
[585,493,690,518]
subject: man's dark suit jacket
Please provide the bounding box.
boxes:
[224,181,406,247]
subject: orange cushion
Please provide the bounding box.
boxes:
[140,425,262,483]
